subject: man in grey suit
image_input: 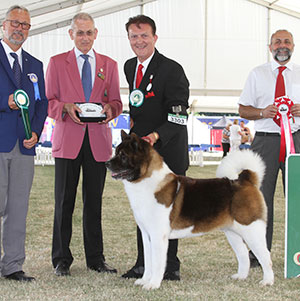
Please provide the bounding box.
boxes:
[0,5,48,281]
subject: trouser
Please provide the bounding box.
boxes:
[0,142,34,276]
[52,131,107,268]
[251,130,300,250]
[222,142,230,157]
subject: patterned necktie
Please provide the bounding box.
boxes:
[275,66,287,98]
[10,52,22,88]
[135,64,143,89]
[81,54,92,102]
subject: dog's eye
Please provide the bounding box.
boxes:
[121,153,127,162]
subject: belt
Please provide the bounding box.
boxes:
[255,132,280,137]
[255,130,300,137]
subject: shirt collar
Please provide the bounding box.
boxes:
[74,47,95,60]
[271,58,293,72]
[1,39,22,57]
[137,51,155,72]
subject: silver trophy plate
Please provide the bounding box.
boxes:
[76,103,106,122]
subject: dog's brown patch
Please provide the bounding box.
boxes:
[169,176,234,232]
[155,173,178,207]
[163,170,266,233]
[135,147,164,183]
[231,185,266,225]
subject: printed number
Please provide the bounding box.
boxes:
[168,115,187,125]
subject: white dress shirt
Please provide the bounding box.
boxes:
[74,47,96,87]
[134,52,155,89]
[239,59,300,133]
[1,40,23,70]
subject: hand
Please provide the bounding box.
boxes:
[8,94,19,110]
[23,132,38,149]
[99,104,113,124]
[63,103,83,124]
[142,132,159,146]
[261,104,278,118]
[290,104,300,117]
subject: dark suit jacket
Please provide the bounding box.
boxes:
[124,49,189,174]
[0,41,48,155]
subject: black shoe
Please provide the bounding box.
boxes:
[4,271,35,282]
[55,262,70,276]
[121,266,143,279]
[249,251,261,268]
[88,261,117,274]
[163,270,180,281]
[121,266,180,281]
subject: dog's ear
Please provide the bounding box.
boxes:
[121,130,129,141]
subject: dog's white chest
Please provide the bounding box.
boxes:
[123,168,172,230]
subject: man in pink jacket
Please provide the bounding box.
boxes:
[46,12,122,276]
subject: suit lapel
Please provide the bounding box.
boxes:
[22,50,31,85]
[139,50,159,91]
[90,51,105,101]
[0,41,17,86]
[66,49,84,100]
[127,59,137,91]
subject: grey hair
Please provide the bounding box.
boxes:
[6,5,30,18]
[270,29,294,44]
[70,12,94,29]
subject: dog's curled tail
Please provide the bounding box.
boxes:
[216,150,265,188]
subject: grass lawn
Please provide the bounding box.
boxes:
[0,164,299,300]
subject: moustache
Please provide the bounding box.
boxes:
[275,48,291,55]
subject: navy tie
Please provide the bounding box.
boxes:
[10,52,22,88]
[81,54,92,102]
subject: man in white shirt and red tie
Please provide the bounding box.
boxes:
[239,29,300,267]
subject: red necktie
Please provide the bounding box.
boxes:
[135,64,143,89]
[275,66,286,98]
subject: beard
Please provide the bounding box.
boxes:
[272,47,292,63]
[8,30,26,45]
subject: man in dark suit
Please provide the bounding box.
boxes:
[122,15,190,281]
[0,5,48,281]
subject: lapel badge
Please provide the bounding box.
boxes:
[97,68,105,80]
[146,74,153,91]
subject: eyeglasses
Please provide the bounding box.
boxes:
[6,19,31,30]
[75,30,95,37]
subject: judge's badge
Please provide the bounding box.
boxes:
[129,89,144,107]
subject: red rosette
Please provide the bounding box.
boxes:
[273,96,294,127]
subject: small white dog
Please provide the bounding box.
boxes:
[106,131,274,290]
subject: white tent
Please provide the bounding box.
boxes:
[1,0,300,113]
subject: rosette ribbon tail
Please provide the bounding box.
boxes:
[33,82,40,101]
[279,114,295,162]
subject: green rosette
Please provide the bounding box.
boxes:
[14,89,32,139]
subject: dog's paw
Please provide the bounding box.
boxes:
[231,273,247,280]
[142,282,161,290]
[259,278,274,286]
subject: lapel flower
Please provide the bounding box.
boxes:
[145,91,155,98]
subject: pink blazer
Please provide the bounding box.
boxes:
[46,49,122,161]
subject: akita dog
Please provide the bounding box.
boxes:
[106,131,274,290]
